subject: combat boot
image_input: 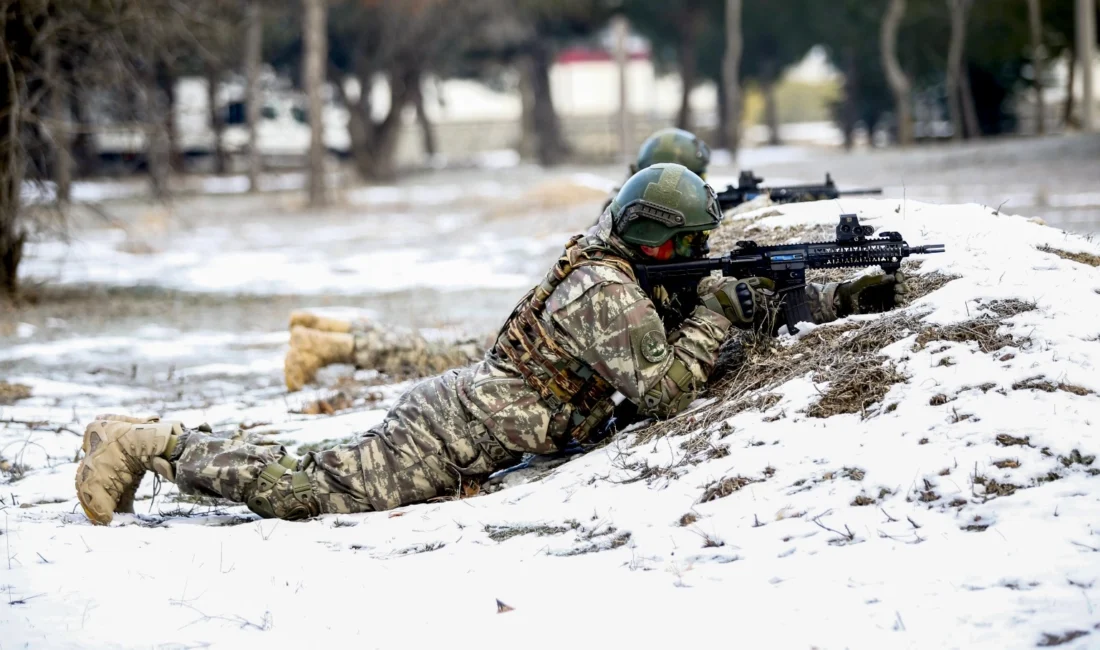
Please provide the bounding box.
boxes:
[284,325,354,391]
[288,310,353,333]
[75,416,181,525]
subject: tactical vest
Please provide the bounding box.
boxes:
[492,235,636,444]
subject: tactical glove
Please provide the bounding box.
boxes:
[836,270,908,316]
[698,276,775,328]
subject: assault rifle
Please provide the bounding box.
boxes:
[635,214,944,334]
[717,171,883,211]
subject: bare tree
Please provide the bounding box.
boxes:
[722,0,743,154]
[1077,0,1096,132]
[675,1,705,131]
[1028,0,1046,134]
[205,61,227,174]
[946,0,964,139]
[946,0,981,139]
[303,0,327,206]
[880,0,913,145]
[45,41,71,203]
[613,13,631,162]
[245,0,263,191]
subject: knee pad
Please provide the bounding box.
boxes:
[246,458,320,521]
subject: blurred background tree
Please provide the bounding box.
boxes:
[2,0,1099,299]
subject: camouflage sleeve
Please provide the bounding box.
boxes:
[549,272,732,419]
[807,281,842,324]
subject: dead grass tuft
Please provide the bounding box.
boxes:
[906,269,961,300]
[806,357,907,419]
[699,475,762,503]
[485,522,579,542]
[974,475,1020,497]
[979,299,1037,319]
[291,388,384,416]
[678,512,699,527]
[996,433,1032,447]
[914,319,1017,354]
[851,495,876,506]
[1059,449,1096,468]
[1037,630,1091,647]
[1012,376,1094,396]
[0,381,32,405]
[1038,244,1100,267]
[993,459,1021,469]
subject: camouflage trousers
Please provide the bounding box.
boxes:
[175,365,527,519]
[351,319,484,379]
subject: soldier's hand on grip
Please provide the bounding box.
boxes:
[837,270,908,316]
[699,276,775,328]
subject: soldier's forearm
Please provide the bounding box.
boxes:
[806,281,842,324]
[637,305,730,419]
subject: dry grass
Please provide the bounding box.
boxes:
[979,299,1037,319]
[699,475,762,503]
[913,318,1016,354]
[1038,244,1100,267]
[636,312,923,446]
[806,357,907,419]
[484,521,579,542]
[996,434,1032,447]
[291,388,384,416]
[0,382,32,405]
[1012,376,1093,396]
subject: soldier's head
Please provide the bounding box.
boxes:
[609,163,721,262]
[634,128,711,178]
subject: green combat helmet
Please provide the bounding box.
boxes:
[635,128,711,177]
[610,163,721,259]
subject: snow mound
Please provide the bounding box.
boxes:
[2,199,1100,649]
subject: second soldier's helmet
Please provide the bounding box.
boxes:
[609,163,721,261]
[636,128,711,177]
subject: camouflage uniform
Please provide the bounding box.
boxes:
[348,319,484,379]
[172,211,730,516]
[171,209,847,519]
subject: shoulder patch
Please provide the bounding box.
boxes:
[639,329,669,363]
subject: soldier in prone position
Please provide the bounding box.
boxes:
[284,312,485,392]
[282,127,714,394]
[74,164,905,523]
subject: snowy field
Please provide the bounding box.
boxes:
[3,161,1100,648]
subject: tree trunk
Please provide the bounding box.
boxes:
[946,0,966,140]
[517,55,538,160]
[410,74,436,158]
[715,73,729,150]
[520,44,569,166]
[347,65,411,181]
[303,0,328,207]
[1077,0,1096,132]
[1028,0,1046,134]
[155,62,182,173]
[70,79,97,177]
[959,62,980,137]
[205,62,227,174]
[676,6,701,131]
[1064,49,1078,128]
[880,0,913,145]
[0,45,26,299]
[143,64,171,200]
[245,0,263,191]
[612,13,632,162]
[46,42,71,203]
[722,0,743,153]
[762,63,781,145]
[841,46,860,150]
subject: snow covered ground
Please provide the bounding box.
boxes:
[3,182,1100,648]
